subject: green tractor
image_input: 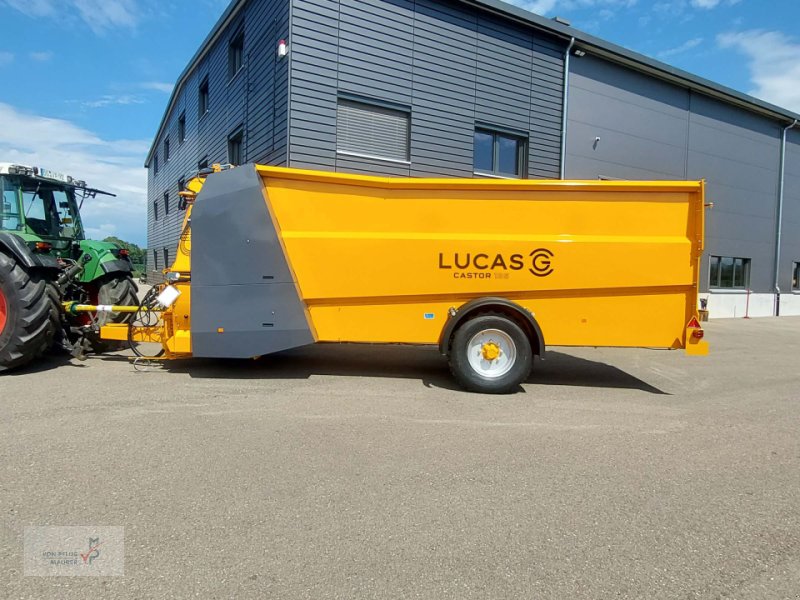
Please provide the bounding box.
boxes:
[0,163,139,371]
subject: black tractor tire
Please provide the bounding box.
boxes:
[44,281,66,353]
[89,274,139,353]
[448,313,533,394]
[0,253,53,372]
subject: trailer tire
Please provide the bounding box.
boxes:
[90,274,139,353]
[0,253,52,372]
[449,313,532,394]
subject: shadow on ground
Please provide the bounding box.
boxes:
[132,344,667,395]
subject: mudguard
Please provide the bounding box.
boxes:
[0,232,60,270]
[438,296,546,357]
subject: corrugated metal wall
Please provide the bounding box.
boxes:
[565,54,794,295]
[146,0,289,277]
[288,0,566,178]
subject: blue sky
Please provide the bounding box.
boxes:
[0,0,798,246]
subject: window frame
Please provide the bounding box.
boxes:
[199,76,210,118]
[792,261,800,292]
[163,247,169,269]
[228,30,245,81]
[153,153,159,176]
[709,255,751,290]
[198,157,209,171]
[473,126,528,179]
[163,191,170,216]
[164,136,170,162]
[178,112,186,144]
[335,96,411,164]
[153,249,158,271]
[153,199,159,221]
[228,128,244,166]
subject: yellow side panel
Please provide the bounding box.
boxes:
[257,168,704,349]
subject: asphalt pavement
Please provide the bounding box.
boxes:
[2,317,799,599]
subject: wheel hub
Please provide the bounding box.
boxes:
[0,287,7,335]
[467,328,517,379]
[481,341,501,361]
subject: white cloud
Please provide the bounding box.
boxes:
[29,51,53,62]
[690,0,740,7]
[0,102,147,244]
[717,30,800,113]
[81,95,146,109]
[0,52,14,67]
[506,0,637,17]
[140,82,174,94]
[2,0,141,34]
[658,37,704,58]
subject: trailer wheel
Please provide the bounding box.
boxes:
[449,313,532,394]
[0,253,52,372]
[90,274,139,353]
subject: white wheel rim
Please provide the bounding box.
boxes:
[466,329,517,379]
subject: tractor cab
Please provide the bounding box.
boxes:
[0,164,91,255]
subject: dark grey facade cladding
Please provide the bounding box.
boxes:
[147,0,799,296]
[146,0,289,277]
[565,54,795,293]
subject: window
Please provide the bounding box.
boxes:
[164,191,170,216]
[199,76,210,117]
[153,153,159,176]
[178,112,186,144]
[1,177,22,231]
[229,31,244,79]
[198,157,209,171]
[709,256,751,289]
[153,199,159,221]
[793,262,800,291]
[178,177,185,192]
[153,249,158,271]
[164,137,170,162]
[228,129,244,165]
[336,98,410,162]
[474,127,527,178]
[163,248,169,268]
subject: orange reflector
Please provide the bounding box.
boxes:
[217,328,224,334]
[34,242,52,252]
[692,329,704,339]
[118,249,130,257]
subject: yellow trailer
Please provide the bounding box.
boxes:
[101,164,708,393]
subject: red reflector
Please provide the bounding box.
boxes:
[34,242,52,252]
[687,316,701,329]
[118,249,129,257]
[692,329,704,339]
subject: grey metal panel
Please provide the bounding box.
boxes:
[565,53,783,293]
[146,0,290,276]
[289,0,565,179]
[779,131,800,291]
[565,55,689,181]
[687,94,781,293]
[191,166,315,358]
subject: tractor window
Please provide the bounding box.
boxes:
[0,177,22,231]
[22,183,60,238]
[52,189,82,239]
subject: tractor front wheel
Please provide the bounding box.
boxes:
[0,253,52,372]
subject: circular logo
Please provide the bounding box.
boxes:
[529,249,554,277]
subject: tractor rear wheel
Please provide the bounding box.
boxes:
[89,274,139,353]
[0,253,52,372]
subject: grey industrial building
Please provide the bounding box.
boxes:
[145,0,800,318]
